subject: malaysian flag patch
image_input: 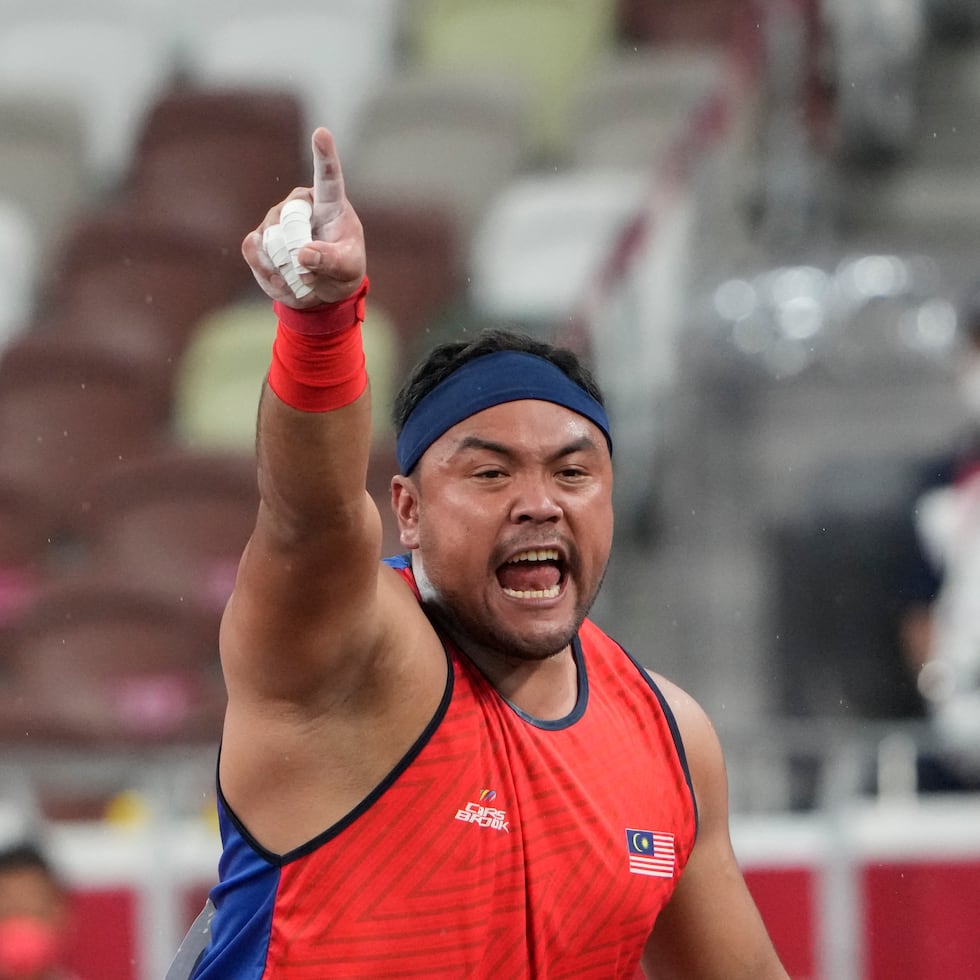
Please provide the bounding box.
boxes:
[626,828,675,878]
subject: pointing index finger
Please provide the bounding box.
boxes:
[311,127,346,223]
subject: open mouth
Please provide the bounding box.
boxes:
[496,548,565,599]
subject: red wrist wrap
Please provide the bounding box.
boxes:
[268,276,370,412]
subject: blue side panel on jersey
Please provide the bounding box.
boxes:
[190,800,281,979]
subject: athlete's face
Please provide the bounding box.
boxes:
[392,399,614,664]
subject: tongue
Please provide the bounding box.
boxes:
[498,562,561,592]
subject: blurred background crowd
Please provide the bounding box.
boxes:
[1,0,979,977]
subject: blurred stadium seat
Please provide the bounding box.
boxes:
[565,46,728,170]
[0,338,169,534]
[356,201,464,361]
[0,580,225,748]
[72,449,258,619]
[0,200,38,348]
[617,0,741,45]
[121,86,308,247]
[0,15,176,188]
[170,301,273,452]
[182,0,402,154]
[0,480,54,629]
[172,296,400,450]
[0,96,89,262]
[345,69,533,239]
[467,169,650,327]
[408,0,616,159]
[39,212,249,374]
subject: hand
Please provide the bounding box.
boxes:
[242,127,366,309]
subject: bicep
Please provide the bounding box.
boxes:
[220,487,388,704]
[642,825,784,979]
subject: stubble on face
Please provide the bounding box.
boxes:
[412,540,608,668]
[400,399,614,669]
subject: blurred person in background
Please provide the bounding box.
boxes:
[168,127,788,979]
[0,841,79,980]
[897,281,980,791]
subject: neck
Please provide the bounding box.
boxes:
[457,636,580,721]
[410,557,581,719]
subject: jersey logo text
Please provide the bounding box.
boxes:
[455,790,510,832]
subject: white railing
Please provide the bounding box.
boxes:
[4,718,979,979]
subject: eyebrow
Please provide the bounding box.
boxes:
[452,434,600,462]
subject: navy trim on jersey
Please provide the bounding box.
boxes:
[620,644,700,834]
[502,634,588,730]
[215,642,455,866]
[188,554,695,975]
[384,553,589,731]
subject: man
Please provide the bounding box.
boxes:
[0,841,78,980]
[897,285,980,790]
[171,128,787,978]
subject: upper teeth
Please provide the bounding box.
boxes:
[508,549,559,563]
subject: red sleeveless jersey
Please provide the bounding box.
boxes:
[189,560,698,978]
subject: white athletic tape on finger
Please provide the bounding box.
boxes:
[282,218,314,274]
[262,224,291,268]
[280,199,312,223]
[282,267,313,299]
[263,224,312,300]
[281,200,313,268]
[283,231,313,274]
[282,215,312,250]
[280,263,306,294]
[282,267,313,301]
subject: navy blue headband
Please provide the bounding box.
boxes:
[396,350,612,474]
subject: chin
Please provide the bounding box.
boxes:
[433,602,577,663]
[488,614,581,662]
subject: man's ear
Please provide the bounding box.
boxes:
[391,475,420,549]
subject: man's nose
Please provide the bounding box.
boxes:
[510,476,563,523]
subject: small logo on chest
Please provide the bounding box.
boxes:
[626,828,675,878]
[455,789,510,832]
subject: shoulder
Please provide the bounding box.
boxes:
[577,622,709,741]
[642,670,708,729]
[642,670,727,812]
[643,670,719,747]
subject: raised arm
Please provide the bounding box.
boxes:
[642,677,789,979]
[220,127,387,705]
[215,134,445,857]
